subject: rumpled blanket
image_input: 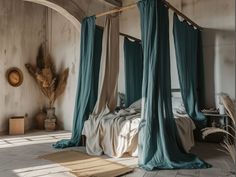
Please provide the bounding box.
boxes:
[83,107,140,157]
[175,116,196,152]
[83,106,195,157]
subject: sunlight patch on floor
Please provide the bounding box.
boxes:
[0,132,71,149]
[13,163,72,177]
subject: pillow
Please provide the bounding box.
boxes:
[172,96,187,115]
[128,99,142,110]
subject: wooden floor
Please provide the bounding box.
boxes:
[0,131,235,177]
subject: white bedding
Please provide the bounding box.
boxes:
[82,99,196,157]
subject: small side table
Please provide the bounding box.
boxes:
[203,113,229,142]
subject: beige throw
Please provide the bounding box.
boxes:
[175,117,196,152]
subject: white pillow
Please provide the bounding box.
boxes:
[172,97,186,115]
[128,99,142,110]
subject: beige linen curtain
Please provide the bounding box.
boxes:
[83,14,120,156]
[93,14,120,115]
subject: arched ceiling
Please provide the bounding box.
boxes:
[23,0,85,30]
[22,0,121,30]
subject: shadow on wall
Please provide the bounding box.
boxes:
[202,28,235,108]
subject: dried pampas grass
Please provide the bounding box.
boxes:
[202,127,234,139]
[55,68,69,100]
[222,95,235,124]
[220,140,235,163]
[202,127,235,163]
[25,44,69,108]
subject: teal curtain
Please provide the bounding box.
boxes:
[89,26,103,111]
[53,17,103,148]
[173,13,206,129]
[124,37,143,107]
[138,0,210,170]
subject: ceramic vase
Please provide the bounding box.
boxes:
[35,110,47,130]
[44,107,57,131]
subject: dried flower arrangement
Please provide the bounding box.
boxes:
[25,44,69,108]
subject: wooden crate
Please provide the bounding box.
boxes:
[9,116,25,135]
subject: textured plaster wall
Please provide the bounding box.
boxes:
[46,9,81,131]
[0,0,47,132]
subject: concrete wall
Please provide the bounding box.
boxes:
[202,29,235,107]
[119,0,235,108]
[0,0,47,132]
[46,9,81,130]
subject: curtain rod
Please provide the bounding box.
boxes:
[96,4,136,18]
[120,32,141,42]
[163,1,202,30]
[97,25,141,41]
[95,0,203,30]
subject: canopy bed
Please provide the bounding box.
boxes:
[54,0,210,171]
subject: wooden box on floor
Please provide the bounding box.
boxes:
[9,116,25,135]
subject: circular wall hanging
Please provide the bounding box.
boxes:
[6,67,23,87]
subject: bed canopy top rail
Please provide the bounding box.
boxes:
[164,1,202,30]
[120,32,141,42]
[96,3,136,18]
[97,25,141,42]
[95,0,203,30]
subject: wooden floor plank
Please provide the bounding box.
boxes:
[124,168,146,177]
[143,170,159,177]
[176,169,199,177]
[157,170,178,177]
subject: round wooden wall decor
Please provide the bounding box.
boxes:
[6,67,23,87]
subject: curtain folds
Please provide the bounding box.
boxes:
[53,17,102,148]
[173,13,206,129]
[124,37,143,107]
[93,14,120,115]
[83,14,120,156]
[89,27,103,111]
[138,0,210,170]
